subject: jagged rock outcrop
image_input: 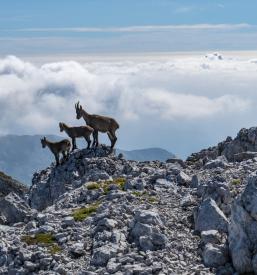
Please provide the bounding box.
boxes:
[228,174,257,274]
[187,127,257,165]
[29,146,116,210]
[0,192,34,225]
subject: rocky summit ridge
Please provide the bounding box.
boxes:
[3,128,257,274]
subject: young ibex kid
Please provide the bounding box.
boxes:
[41,136,71,166]
[59,122,94,150]
[75,101,119,149]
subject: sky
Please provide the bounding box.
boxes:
[1,0,257,54]
[0,1,257,159]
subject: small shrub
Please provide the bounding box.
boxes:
[148,196,158,204]
[132,191,142,197]
[87,182,100,190]
[49,244,62,254]
[21,233,61,254]
[100,177,126,194]
[102,183,111,195]
[72,202,100,222]
[231,179,241,185]
[113,177,126,190]
[22,233,54,245]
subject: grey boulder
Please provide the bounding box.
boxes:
[0,192,33,225]
[195,198,228,233]
[202,243,228,268]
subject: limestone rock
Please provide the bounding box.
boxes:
[241,174,257,220]
[202,243,228,268]
[0,192,33,225]
[195,198,228,233]
[228,200,253,273]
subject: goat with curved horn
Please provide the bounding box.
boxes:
[75,102,119,149]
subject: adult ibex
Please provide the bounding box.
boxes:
[75,101,119,149]
[59,122,94,150]
[41,137,71,166]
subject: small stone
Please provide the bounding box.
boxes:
[134,210,163,226]
[202,243,228,268]
[201,230,221,245]
[69,242,85,257]
[62,216,75,227]
[176,171,191,186]
[107,258,121,273]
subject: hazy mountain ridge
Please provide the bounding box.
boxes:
[0,135,175,185]
[117,148,175,162]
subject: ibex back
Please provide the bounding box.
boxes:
[59,122,94,150]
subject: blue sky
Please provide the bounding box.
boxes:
[1,0,257,28]
[1,0,257,55]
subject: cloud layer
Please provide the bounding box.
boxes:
[0,54,256,157]
[14,24,251,33]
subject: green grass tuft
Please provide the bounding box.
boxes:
[49,244,62,254]
[21,233,61,254]
[72,202,100,222]
[22,233,54,245]
[113,177,126,190]
[132,191,142,197]
[102,183,111,195]
[131,190,158,204]
[148,196,158,203]
[231,179,241,185]
[87,182,100,190]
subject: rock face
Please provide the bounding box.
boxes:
[187,127,257,165]
[29,146,115,210]
[195,198,228,233]
[228,174,257,274]
[0,192,33,225]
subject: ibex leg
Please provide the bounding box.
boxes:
[93,130,99,148]
[62,151,67,163]
[72,138,77,150]
[55,154,60,166]
[108,131,117,149]
[85,136,91,149]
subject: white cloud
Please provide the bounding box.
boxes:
[13,24,251,33]
[1,24,256,55]
[0,53,256,157]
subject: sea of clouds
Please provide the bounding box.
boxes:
[0,53,257,157]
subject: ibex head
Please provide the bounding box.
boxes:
[75,101,83,119]
[59,122,64,132]
[41,136,47,148]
